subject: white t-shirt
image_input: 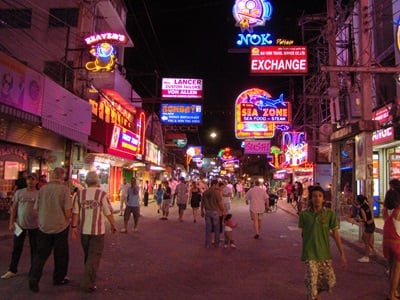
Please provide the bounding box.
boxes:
[222,185,233,204]
[245,186,269,213]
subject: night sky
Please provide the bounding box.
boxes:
[123,0,326,153]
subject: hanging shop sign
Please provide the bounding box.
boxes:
[84,33,127,72]
[235,88,291,139]
[281,132,308,167]
[160,103,202,124]
[161,78,203,99]
[107,124,139,159]
[250,46,308,74]
[244,140,271,154]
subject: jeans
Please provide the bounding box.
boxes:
[9,228,39,273]
[205,210,220,247]
[80,234,104,290]
[29,227,69,284]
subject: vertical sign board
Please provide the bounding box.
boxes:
[235,88,291,139]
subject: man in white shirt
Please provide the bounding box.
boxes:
[221,181,233,213]
[245,181,269,239]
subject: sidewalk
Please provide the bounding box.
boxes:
[277,200,386,266]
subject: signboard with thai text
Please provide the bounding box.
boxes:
[161,78,203,99]
[250,46,308,74]
[160,103,202,124]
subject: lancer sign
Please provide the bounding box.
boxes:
[250,46,308,74]
[160,103,202,124]
[161,78,203,99]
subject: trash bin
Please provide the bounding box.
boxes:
[373,196,380,217]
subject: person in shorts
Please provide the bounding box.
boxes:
[299,186,347,300]
[245,181,269,239]
[356,194,376,262]
[120,178,140,233]
[160,180,172,220]
[175,177,188,222]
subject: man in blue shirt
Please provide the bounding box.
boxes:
[120,178,140,233]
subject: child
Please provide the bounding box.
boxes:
[356,194,375,262]
[299,186,347,300]
[224,214,238,248]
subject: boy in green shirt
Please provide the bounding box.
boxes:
[299,186,347,300]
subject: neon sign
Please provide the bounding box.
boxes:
[232,0,273,33]
[108,124,140,158]
[235,88,291,139]
[282,132,308,167]
[236,33,273,46]
[84,32,127,72]
[250,46,308,74]
[84,33,127,46]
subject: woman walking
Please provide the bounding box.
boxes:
[189,181,202,223]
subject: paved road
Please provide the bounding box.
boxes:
[0,198,388,299]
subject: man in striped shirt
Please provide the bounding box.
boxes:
[71,171,117,293]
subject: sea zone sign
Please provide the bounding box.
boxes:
[161,78,203,99]
[250,46,308,74]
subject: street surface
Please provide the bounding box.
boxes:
[0,198,388,299]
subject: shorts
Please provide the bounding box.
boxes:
[364,223,375,234]
[162,199,171,213]
[250,211,264,220]
[124,206,140,221]
[304,260,336,300]
[177,203,187,211]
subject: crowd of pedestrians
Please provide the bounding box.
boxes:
[4,170,399,299]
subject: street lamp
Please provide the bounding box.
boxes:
[210,131,217,139]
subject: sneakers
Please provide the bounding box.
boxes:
[120,228,127,233]
[358,256,370,263]
[224,244,228,248]
[1,271,16,279]
[230,243,237,249]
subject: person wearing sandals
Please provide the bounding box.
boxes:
[299,186,347,300]
[356,194,375,263]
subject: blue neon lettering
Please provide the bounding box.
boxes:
[236,33,273,46]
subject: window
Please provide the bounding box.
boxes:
[0,9,32,29]
[48,8,78,27]
[44,61,74,91]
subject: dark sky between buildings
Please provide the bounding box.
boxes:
[123,0,326,151]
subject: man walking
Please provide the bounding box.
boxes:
[71,171,118,293]
[201,179,224,248]
[118,178,129,216]
[175,177,188,222]
[2,174,39,279]
[29,167,72,293]
[120,178,140,233]
[143,180,149,206]
[245,180,269,239]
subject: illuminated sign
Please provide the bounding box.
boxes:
[236,33,273,46]
[282,132,308,167]
[232,0,273,33]
[160,103,202,124]
[373,103,392,126]
[250,46,308,74]
[397,19,400,52]
[84,33,127,45]
[218,148,235,161]
[108,124,139,158]
[161,78,203,99]
[84,32,127,72]
[235,88,291,140]
[372,127,394,145]
[145,140,161,165]
[244,140,271,154]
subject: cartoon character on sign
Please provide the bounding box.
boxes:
[85,42,116,72]
[282,132,307,166]
[232,0,273,33]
